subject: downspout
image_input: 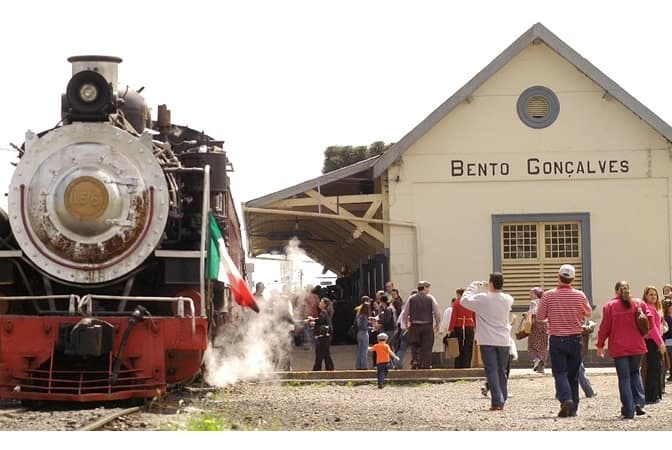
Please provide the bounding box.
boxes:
[668,166,672,281]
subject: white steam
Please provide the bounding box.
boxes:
[204,238,314,387]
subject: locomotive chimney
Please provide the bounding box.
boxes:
[157,104,171,134]
[67,55,122,91]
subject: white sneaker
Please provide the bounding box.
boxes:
[533,360,544,372]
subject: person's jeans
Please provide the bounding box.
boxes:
[613,354,645,418]
[356,331,369,369]
[480,345,510,407]
[578,362,595,397]
[395,332,408,368]
[549,335,582,412]
[376,362,390,386]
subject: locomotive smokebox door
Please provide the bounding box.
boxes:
[58,319,115,357]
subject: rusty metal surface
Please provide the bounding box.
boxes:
[8,122,169,283]
[34,192,148,264]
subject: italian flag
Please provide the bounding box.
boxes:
[208,212,259,313]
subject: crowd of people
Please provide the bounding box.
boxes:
[248,265,672,419]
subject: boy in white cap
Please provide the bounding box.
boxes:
[369,332,400,388]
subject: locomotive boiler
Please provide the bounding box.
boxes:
[0,55,247,403]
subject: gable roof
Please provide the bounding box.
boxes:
[372,22,672,178]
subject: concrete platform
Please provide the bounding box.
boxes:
[290,343,406,372]
[284,344,615,381]
[278,345,615,381]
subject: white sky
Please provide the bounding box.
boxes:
[2,0,672,286]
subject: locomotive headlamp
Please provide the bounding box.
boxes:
[64,70,116,119]
[79,83,99,103]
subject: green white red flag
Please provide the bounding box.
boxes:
[208,212,259,313]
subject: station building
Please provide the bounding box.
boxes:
[243,23,672,349]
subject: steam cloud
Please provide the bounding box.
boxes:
[204,238,312,386]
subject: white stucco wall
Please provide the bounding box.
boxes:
[387,42,672,326]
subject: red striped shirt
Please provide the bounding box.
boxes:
[536,284,591,336]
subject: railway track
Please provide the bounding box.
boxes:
[0,404,144,431]
[0,408,24,416]
[0,394,189,431]
[77,406,142,431]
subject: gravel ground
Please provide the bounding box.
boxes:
[160,371,671,431]
[1,370,670,432]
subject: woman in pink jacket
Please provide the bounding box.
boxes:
[640,286,666,404]
[596,281,649,419]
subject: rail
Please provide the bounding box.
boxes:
[77,406,141,431]
[0,294,197,335]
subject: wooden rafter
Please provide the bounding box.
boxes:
[270,193,383,208]
[303,190,384,244]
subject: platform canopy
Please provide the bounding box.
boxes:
[242,156,388,276]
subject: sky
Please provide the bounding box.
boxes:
[2,0,672,286]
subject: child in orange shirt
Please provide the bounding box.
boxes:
[369,332,400,388]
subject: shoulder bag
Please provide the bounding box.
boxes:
[635,302,650,336]
[515,314,530,340]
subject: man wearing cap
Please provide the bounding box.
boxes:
[399,281,442,369]
[536,264,592,418]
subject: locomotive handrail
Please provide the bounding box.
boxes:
[0,295,77,301]
[0,294,197,334]
[87,295,196,335]
[78,294,93,316]
[0,294,80,315]
[163,166,206,172]
[200,164,210,318]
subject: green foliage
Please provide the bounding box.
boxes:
[322,141,394,174]
[182,412,231,431]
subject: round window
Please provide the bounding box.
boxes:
[517,86,559,129]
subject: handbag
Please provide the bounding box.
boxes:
[515,314,530,340]
[635,303,650,336]
[444,337,459,358]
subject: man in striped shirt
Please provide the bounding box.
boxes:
[536,264,592,418]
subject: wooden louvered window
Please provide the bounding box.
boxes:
[527,95,550,118]
[501,221,582,306]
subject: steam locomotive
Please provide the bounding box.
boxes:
[0,55,246,403]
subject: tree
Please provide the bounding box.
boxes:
[322,141,394,174]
